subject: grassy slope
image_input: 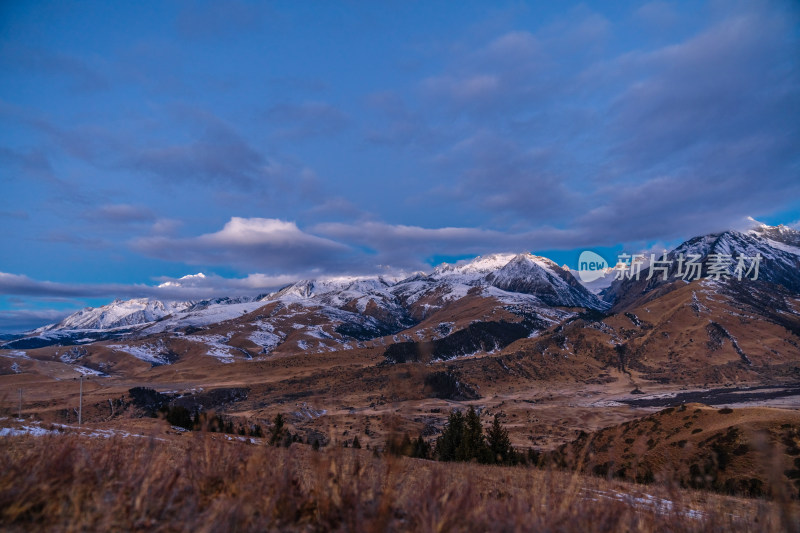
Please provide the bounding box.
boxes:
[1,424,798,532]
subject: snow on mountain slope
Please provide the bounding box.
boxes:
[663,228,800,290]
[34,299,194,333]
[142,300,268,334]
[157,272,207,288]
[603,224,800,311]
[431,253,519,282]
[390,253,608,315]
[485,254,607,309]
[25,253,607,346]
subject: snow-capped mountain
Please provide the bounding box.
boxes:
[391,253,607,316]
[484,254,603,308]
[431,253,519,282]
[603,223,800,310]
[33,298,194,333]
[9,224,799,356]
[157,272,208,288]
[9,252,604,351]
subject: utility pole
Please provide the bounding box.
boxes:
[18,388,22,420]
[78,375,83,426]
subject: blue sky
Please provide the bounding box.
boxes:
[1,0,798,332]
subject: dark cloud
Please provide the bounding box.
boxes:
[312,220,582,271]
[0,308,71,334]
[394,1,800,245]
[607,4,798,173]
[134,217,586,277]
[128,112,265,188]
[432,131,580,225]
[574,2,800,244]
[418,30,552,116]
[0,271,298,303]
[0,271,306,333]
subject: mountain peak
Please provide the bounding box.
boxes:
[431,253,518,280]
[158,272,207,288]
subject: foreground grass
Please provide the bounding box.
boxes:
[0,430,797,532]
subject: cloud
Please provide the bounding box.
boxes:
[430,130,581,226]
[607,5,798,172]
[364,91,444,147]
[266,101,349,139]
[0,43,109,92]
[133,217,353,273]
[87,204,156,224]
[129,216,602,277]
[395,1,800,244]
[150,218,183,235]
[416,9,608,116]
[0,270,306,333]
[0,308,72,334]
[128,113,266,188]
[573,2,800,243]
[0,270,298,303]
[312,220,582,270]
[0,145,57,184]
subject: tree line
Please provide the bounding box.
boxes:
[388,406,535,466]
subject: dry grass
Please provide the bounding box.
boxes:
[1,430,797,532]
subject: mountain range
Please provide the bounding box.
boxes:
[2,222,799,390]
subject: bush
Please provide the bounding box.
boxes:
[165,405,194,430]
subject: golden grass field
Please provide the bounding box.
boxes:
[1,421,798,533]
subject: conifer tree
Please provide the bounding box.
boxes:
[435,409,465,461]
[269,413,286,446]
[411,436,430,459]
[486,413,513,465]
[457,406,487,462]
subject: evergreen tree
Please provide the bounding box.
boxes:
[457,406,487,462]
[435,409,465,461]
[486,413,513,465]
[411,436,430,459]
[352,436,361,449]
[386,433,413,456]
[269,413,286,446]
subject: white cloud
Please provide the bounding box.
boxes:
[133,217,351,272]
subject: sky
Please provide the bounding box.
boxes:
[1,0,798,333]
